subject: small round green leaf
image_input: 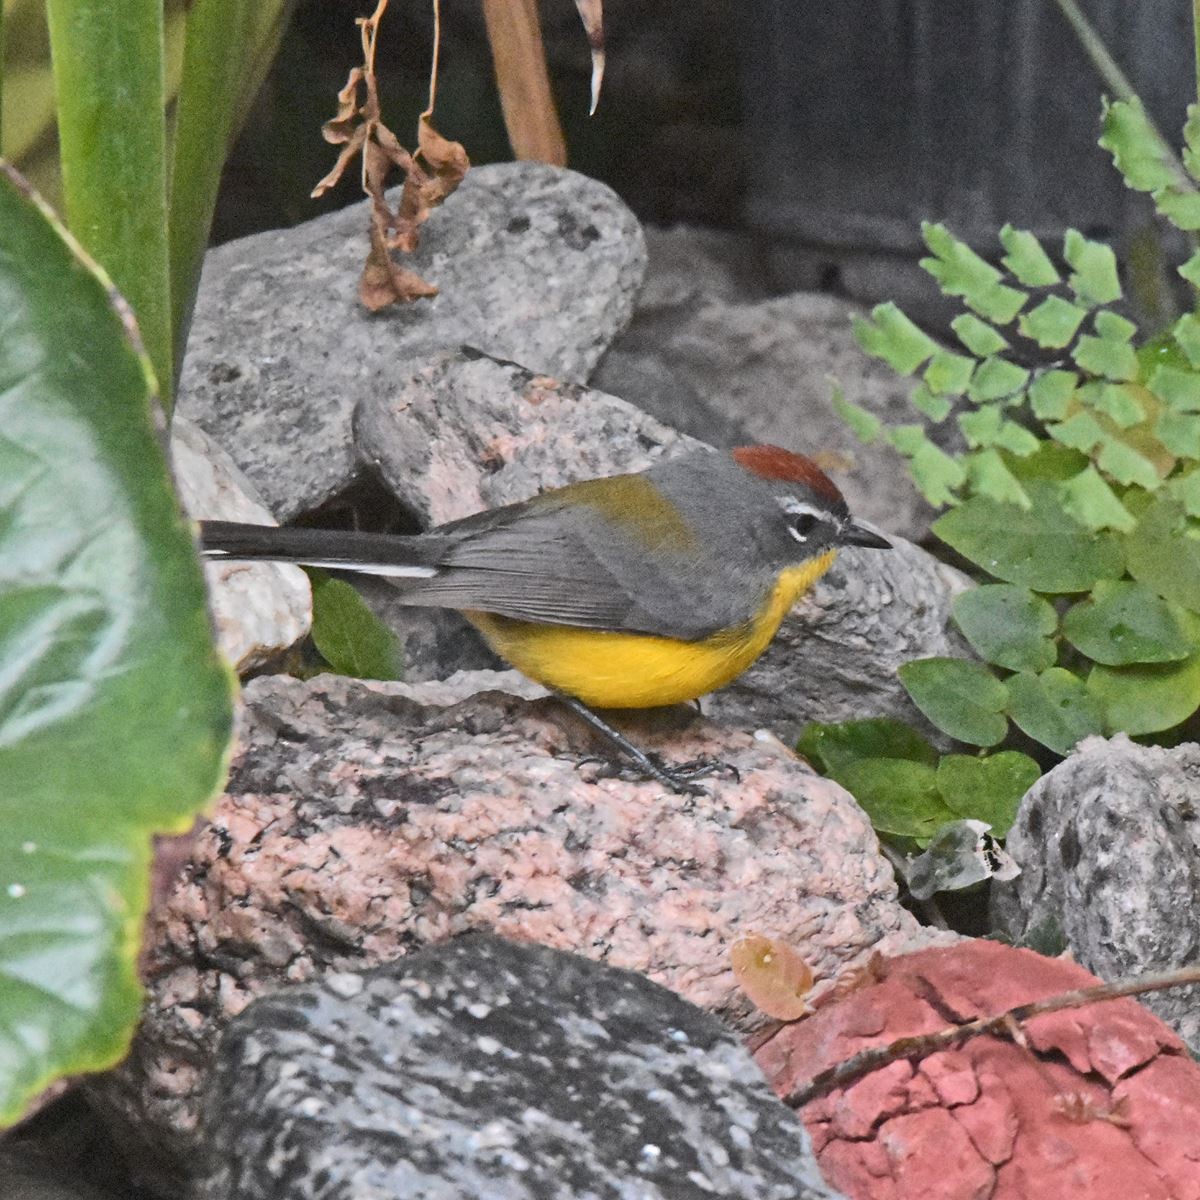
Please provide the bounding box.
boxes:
[1125,495,1200,607]
[796,718,937,778]
[1061,581,1198,665]
[834,758,956,841]
[1087,653,1200,735]
[933,480,1125,593]
[1005,668,1104,756]
[952,585,1057,672]
[898,658,1009,747]
[934,752,1042,837]
[308,571,404,681]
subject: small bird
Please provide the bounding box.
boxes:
[200,445,890,790]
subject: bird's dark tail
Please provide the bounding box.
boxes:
[197,521,447,579]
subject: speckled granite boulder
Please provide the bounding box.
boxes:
[196,934,846,1200]
[91,670,951,1192]
[177,162,647,521]
[992,735,1200,1053]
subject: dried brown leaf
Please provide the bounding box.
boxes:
[359,226,438,311]
[311,123,368,198]
[322,67,367,144]
[315,0,467,309]
[732,934,814,1022]
[573,0,605,115]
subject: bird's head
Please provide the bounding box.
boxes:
[731,445,892,560]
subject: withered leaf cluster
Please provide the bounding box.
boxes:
[313,13,469,312]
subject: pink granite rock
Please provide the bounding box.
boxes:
[756,939,1200,1200]
[93,670,948,1189]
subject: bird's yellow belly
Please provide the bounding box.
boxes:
[466,552,836,708]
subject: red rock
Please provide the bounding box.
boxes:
[755,940,1200,1200]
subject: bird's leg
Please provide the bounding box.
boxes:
[552,692,711,796]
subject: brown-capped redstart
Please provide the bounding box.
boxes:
[199,445,890,791]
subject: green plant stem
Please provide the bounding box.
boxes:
[1052,0,1193,191]
[168,0,293,382]
[1195,0,1200,106]
[45,0,172,405]
[0,0,6,157]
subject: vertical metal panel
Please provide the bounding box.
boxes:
[744,0,1194,251]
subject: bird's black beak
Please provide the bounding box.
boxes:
[841,522,892,549]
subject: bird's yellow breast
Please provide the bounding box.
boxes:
[466,551,837,708]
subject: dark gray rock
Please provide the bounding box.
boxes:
[592,241,939,542]
[178,163,646,521]
[196,935,844,1200]
[992,735,1200,1052]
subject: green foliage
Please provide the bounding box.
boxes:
[952,585,1057,672]
[308,571,404,681]
[0,166,233,1124]
[41,0,293,404]
[797,718,1038,877]
[896,659,1009,747]
[840,96,1200,762]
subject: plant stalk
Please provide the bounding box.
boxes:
[46,0,173,405]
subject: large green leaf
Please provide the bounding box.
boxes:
[1088,653,1200,735]
[795,718,937,777]
[1005,668,1104,756]
[933,480,1125,593]
[308,571,404,681]
[833,759,956,841]
[934,752,1041,838]
[1061,581,1198,665]
[0,167,233,1124]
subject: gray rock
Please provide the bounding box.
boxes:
[354,348,698,527]
[171,417,311,673]
[178,163,647,521]
[992,735,1200,1052]
[592,267,937,542]
[196,935,845,1200]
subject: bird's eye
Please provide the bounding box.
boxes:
[790,513,820,542]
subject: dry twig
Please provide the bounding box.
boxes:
[314,0,469,310]
[785,961,1200,1109]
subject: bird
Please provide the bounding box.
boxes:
[199,445,891,791]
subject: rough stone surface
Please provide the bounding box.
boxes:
[354,348,699,527]
[992,735,1200,1053]
[171,417,311,673]
[355,350,971,733]
[756,940,1200,1200]
[196,935,845,1200]
[177,162,647,521]
[592,253,939,541]
[93,670,949,1191]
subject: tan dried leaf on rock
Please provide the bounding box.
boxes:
[731,934,814,1022]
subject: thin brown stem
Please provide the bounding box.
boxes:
[785,962,1200,1109]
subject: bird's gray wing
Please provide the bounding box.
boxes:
[401,497,726,639]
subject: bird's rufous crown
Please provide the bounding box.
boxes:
[731,445,844,505]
